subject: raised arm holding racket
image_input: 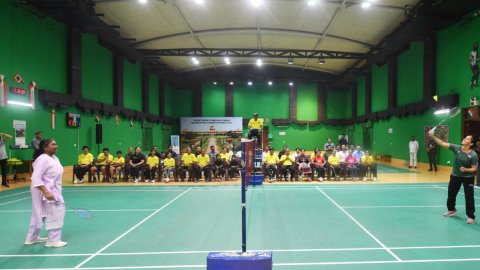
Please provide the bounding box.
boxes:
[428,128,478,225]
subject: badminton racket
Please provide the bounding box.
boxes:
[430,107,461,133]
[73,208,94,220]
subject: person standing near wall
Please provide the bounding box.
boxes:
[0,131,13,188]
[427,138,438,171]
[25,139,67,247]
[428,131,478,225]
[409,136,419,168]
[31,131,42,158]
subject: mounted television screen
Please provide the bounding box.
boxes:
[66,112,81,127]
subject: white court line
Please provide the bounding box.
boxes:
[433,185,480,200]
[316,187,402,261]
[0,209,158,213]
[73,188,192,269]
[5,244,480,258]
[342,205,480,209]
[0,190,30,199]
[0,196,31,206]
[4,258,480,270]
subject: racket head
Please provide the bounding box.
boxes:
[74,208,94,220]
[447,107,461,118]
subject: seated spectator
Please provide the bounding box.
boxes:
[74,146,93,184]
[263,147,279,182]
[294,148,301,159]
[208,145,218,160]
[91,148,113,182]
[194,146,202,156]
[163,152,175,183]
[159,151,166,167]
[124,147,135,182]
[345,150,359,180]
[353,146,365,161]
[181,147,197,182]
[360,150,377,181]
[324,137,335,150]
[311,151,326,181]
[220,147,231,162]
[196,149,211,182]
[278,145,288,159]
[228,155,242,178]
[110,150,125,183]
[167,144,177,158]
[145,150,159,183]
[310,147,321,160]
[280,148,295,181]
[130,147,146,183]
[327,149,341,180]
[296,149,312,181]
[338,145,348,178]
[338,134,348,147]
[213,154,227,180]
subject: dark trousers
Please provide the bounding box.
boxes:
[447,174,475,219]
[281,165,295,180]
[314,166,325,178]
[360,164,377,178]
[144,166,157,180]
[196,166,211,181]
[74,165,90,180]
[265,165,277,179]
[0,159,7,185]
[428,151,437,170]
[248,129,261,147]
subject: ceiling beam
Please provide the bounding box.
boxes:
[141,48,365,59]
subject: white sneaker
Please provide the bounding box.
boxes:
[151,179,155,183]
[134,178,139,183]
[373,177,377,182]
[467,218,475,224]
[363,177,367,182]
[74,179,79,184]
[443,210,458,217]
[319,177,323,182]
[45,241,68,248]
[25,237,48,245]
[145,179,149,183]
[166,177,170,183]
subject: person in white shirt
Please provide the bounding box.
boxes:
[409,136,419,168]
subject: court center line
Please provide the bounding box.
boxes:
[433,185,480,200]
[315,186,402,261]
[0,197,31,206]
[73,188,192,269]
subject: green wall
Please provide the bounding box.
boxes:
[202,83,225,117]
[357,77,366,116]
[296,83,317,121]
[371,64,388,112]
[123,61,142,111]
[397,42,423,106]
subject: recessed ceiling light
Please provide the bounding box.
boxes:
[318,58,325,65]
[230,82,234,85]
[289,82,294,86]
[251,0,262,7]
[213,81,217,85]
[225,57,231,65]
[195,0,204,4]
[256,58,263,66]
[287,57,294,65]
[268,81,273,86]
[248,81,253,86]
[361,1,372,8]
[192,57,199,65]
[307,0,317,6]
[138,0,147,4]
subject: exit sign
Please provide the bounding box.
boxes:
[10,87,26,95]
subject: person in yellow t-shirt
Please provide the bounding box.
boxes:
[163,152,176,182]
[145,150,159,183]
[220,147,231,162]
[109,150,125,183]
[247,113,264,146]
[360,150,377,181]
[263,147,279,181]
[181,147,197,181]
[196,149,212,182]
[90,148,113,182]
[327,149,341,180]
[280,149,296,181]
[74,146,94,184]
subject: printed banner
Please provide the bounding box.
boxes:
[180,117,243,153]
[170,135,180,154]
[12,120,27,147]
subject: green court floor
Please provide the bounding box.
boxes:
[1,184,480,269]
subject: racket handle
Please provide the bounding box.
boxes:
[430,126,437,133]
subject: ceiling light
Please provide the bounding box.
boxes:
[248,81,253,86]
[256,58,263,66]
[251,0,262,7]
[268,81,273,86]
[7,100,33,108]
[361,1,372,8]
[229,82,234,85]
[289,82,294,86]
[287,57,294,65]
[192,57,199,65]
[318,58,325,65]
[213,81,217,85]
[307,0,317,6]
[195,0,204,4]
[138,0,148,4]
[224,57,231,65]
